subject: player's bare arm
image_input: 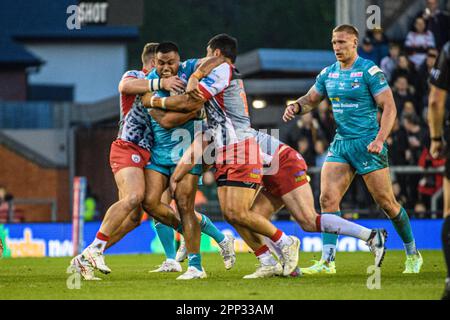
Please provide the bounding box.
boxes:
[148,108,198,129]
[367,88,397,154]
[282,86,324,122]
[141,91,204,113]
[118,75,185,95]
[428,84,448,158]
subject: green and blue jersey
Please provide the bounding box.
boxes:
[314,56,390,140]
[146,59,199,166]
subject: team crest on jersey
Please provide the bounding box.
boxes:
[351,79,360,89]
[131,154,141,164]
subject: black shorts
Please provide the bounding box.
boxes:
[216,175,259,189]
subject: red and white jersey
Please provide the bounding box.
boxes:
[198,63,257,150]
[117,70,153,152]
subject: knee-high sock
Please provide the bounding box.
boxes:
[175,214,226,244]
[391,207,417,255]
[319,214,373,241]
[155,222,176,260]
[321,211,341,262]
[199,214,226,244]
[443,216,450,279]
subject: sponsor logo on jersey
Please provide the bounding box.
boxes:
[329,73,339,78]
[350,72,363,78]
[294,171,307,183]
[131,154,141,164]
[339,82,345,90]
[368,66,382,76]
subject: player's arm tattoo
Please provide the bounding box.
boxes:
[374,88,397,142]
[428,85,448,140]
[149,109,198,129]
[294,87,324,115]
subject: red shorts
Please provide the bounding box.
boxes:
[109,139,151,174]
[262,146,308,197]
[214,138,263,185]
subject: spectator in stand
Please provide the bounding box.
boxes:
[405,16,436,69]
[0,186,14,223]
[314,138,328,168]
[358,36,379,64]
[315,101,335,143]
[403,113,429,208]
[368,27,390,64]
[381,43,401,82]
[416,0,450,50]
[297,136,315,167]
[391,54,420,89]
[393,75,418,115]
[417,48,440,104]
[387,118,409,166]
[403,113,428,165]
[281,111,322,151]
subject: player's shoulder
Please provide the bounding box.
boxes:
[122,69,145,79]
[146,68,159,79]
[180,58,199,73]
[319,62,337,76]
[359,58,383,76]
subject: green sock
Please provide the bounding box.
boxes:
[199,214,225,244]
[188,253,202,271]
[155,222,176,260]
[321,211,341,262]
[391,207,417,255]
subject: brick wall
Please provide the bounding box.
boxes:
[0,145,70,222]
[0,69,27,101]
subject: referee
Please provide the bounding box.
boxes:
[427,41,450,300]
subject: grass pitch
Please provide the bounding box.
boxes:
[0,250,445,300]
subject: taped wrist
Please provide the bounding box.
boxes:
[148,78,162,92]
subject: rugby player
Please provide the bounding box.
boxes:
[72,43,230,279]
[70,43,188,279]
[143,34,301,278]
[427,41,450,300]
[170,129,387,278]
[283,24,422,275]
[142,42,235,280]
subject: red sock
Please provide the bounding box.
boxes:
[315,215,322,232]
[254,245,270,257]
[96,232,110,241]
[270,229,283,242]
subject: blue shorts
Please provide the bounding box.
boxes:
[145,162,203,178]
[325,136,389,175]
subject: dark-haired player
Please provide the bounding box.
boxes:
[284,24,421,275]
[142,42,235,280]
[144,34,301,279]
[427,41,450,300]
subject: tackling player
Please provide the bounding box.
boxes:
[143,34,301,278]
[170,128,387,278]
[427,41,450,300]
[142,42,235,280]
[283,24,422,275]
